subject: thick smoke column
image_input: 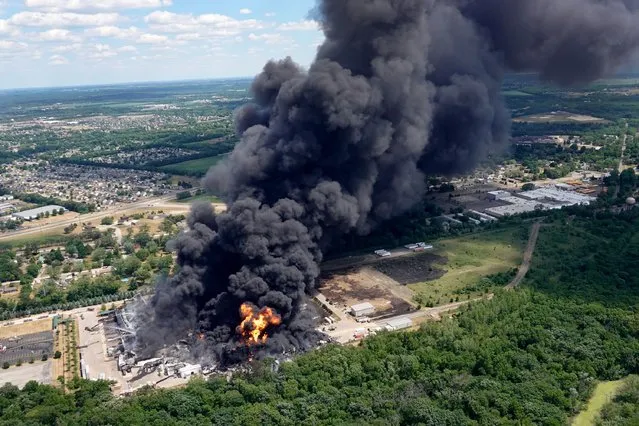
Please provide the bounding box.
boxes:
[136,0,639,360]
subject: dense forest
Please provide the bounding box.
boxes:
[0,210,638,424]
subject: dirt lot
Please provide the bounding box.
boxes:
[0,360,52,388]
[374,252,447,285]
[319,267,415,318]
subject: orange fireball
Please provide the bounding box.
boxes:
[237,303,282,345]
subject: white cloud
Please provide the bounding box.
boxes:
[248,32,289,45]
[175,32,200,41]
[278,20,320,31]
[0,40,27,50]
[25,0,172,11]
[0,19,18,35]
[118,45,137,52]
[49,54,68,65]
[144,11,264,36]
[84,25,140,39]
[137,33,167,44]
[33,28,81,42]
[265,12,276,17]
[239,8,251,15]
[10,11,121,27]
[51,42,82,52]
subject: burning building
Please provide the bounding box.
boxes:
[134,0,639,365]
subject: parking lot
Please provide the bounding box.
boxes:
[0,360,52,388]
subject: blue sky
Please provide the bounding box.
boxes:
[0,0,322,88]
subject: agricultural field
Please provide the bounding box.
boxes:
[160,154,227,175]
[408,226,528,304]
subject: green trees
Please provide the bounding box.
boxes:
[100,216,114,226]
[0,251,20,282]
[1,213,639,424]
[176,191,192,200]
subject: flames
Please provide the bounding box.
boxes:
[237,303,281,345]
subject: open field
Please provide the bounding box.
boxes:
[0,318,51,339]
[513,111,608,123]
[572,378,628,426]
[319,267,415,318]
[408,227,528,302]
[160,154,227,175]
[0,232,74,248]
[374,252,447,285]
[176,193,221,204]
[0,360,52,388]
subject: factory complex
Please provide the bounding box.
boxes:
[483,185,596,218]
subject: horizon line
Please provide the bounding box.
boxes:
[0,75,257,93]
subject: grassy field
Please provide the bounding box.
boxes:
[0,233,74,250]
[176,193,221,204]
[512,111,607,124]
[408,226,528,303]
[0,318,51,339]
[160,154,227,175]
[572,378,628,426]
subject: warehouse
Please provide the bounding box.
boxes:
[487,190,512,201]
[350,302,375,318]
[385,317,413,331]
[13,205,65,221]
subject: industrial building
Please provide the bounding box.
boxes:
[518,187,596,205]
[484,185,596,218]
[487,190,512,201]
[385,317,413,331]
[12,205,65,221]
[178,364,202,378]
[350,302,376,318]
[0,203,15,215]
[467,210,498,223]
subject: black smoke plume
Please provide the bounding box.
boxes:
[135,0,639,361]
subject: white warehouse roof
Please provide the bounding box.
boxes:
[13,205,66,220]
[351,302,375,312]
[386,317,413,330]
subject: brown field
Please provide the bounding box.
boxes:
[319,267,416,317]
[374,252,447,285]
[0,318,51,339]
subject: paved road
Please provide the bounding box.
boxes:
[0,194,177,242]
[505,222,541,289]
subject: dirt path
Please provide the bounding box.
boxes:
[505,222,541,289]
